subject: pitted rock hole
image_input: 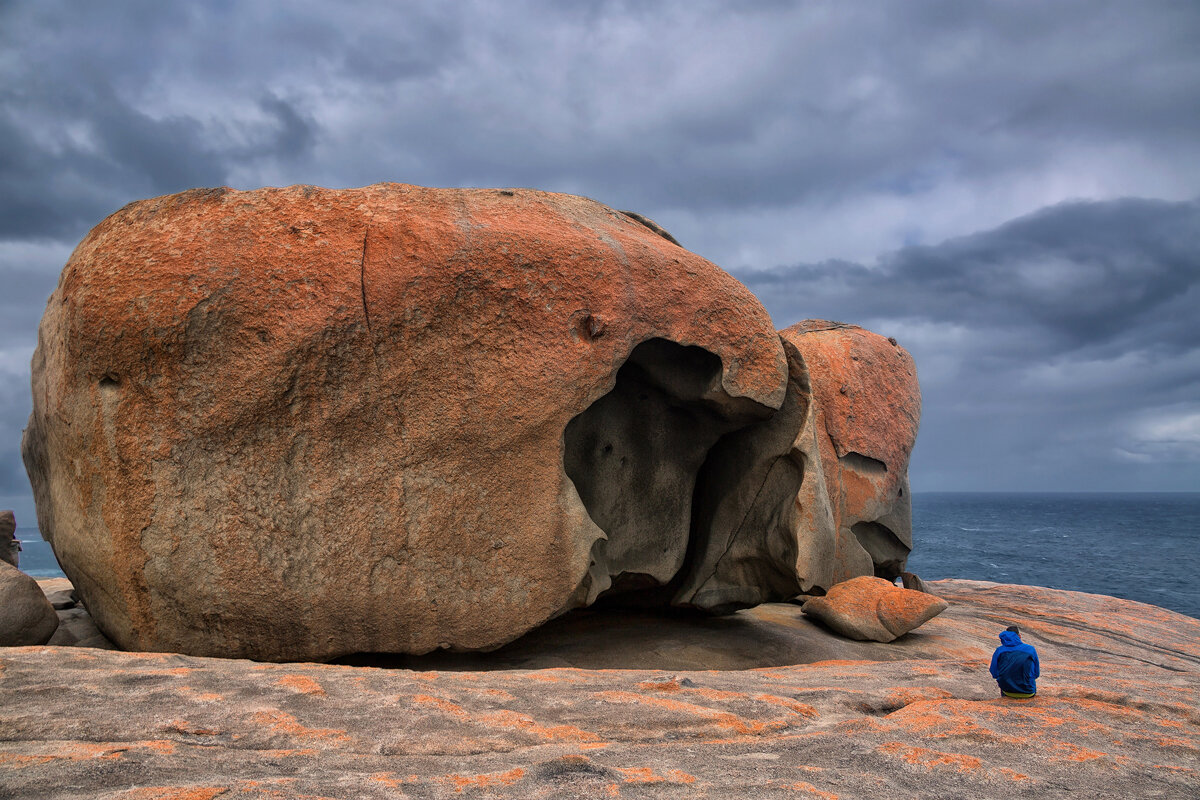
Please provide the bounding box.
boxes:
[563,338,773,600]
[839,451,887,474]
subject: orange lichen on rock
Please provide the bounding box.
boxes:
[275,675,326,696]
[411,692,601,742]
[248,711,353,745]
[478,709,601,743]
[878,741,982,772]
[639,682,817,719]
[4,581,1199,799]
[595,690,787,736]
[613,767,697,784]
[436,767,526,792]
[0,742,130,767]
[997,768,1031,781]
[176,686,225,702]
[785,781,840,798]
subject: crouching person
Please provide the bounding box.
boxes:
[990,625,1039,699]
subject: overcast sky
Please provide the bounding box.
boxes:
[2,1,1199,524]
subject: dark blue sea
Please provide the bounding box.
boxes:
[14,492,1200,620]
[906,492,1199,620]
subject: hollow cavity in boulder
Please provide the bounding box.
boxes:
[563,338,775,603]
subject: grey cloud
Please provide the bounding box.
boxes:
[739,197,1200,490]
[6,1,1200,250]
[744,198,1200,360]
[1,1,1199,500]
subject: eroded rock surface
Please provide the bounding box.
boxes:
[21,184,789,662]
[2,581,1197,799]
[802,575,948,642]
[0,561,58,646]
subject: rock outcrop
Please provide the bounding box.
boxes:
[0,561,58,646]
[21,184,793,662]
[2,580,1197,799]
[801,575,948,642]
[0,509,17,567]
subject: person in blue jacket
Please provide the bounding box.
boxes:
[989,625,1039,698]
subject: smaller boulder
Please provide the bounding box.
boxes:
[802,575,947,642]
[46,606,116,649]
[0,510,17,568]
[0,561,59,646]
[37,577,78,610]
[900,571,931,594]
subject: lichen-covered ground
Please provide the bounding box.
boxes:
[2,580,1198,799]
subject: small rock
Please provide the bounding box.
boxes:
[46,606,115,649]
[900,571,930,593]
[45,589,77,610]
[36,578,115,649]
[0,560,59,645]
[801,575,947,642]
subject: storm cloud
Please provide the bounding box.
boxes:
[740,197,1200,491]
[1,0,1199,519]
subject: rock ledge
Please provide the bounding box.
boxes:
[2,580,1197,799]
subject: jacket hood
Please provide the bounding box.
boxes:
[999,630,1022,646]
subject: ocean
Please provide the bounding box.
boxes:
[13,492,1200,620]
[905,492,1200,620]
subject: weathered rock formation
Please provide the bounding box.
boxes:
[801,575,948,642]
[21,184,923,662]
[783,321,921,584]
[0,509,17,567]
[22,184,795,662]
[2,581,1198,799]
[670,321,920,610]
[0,561,58,646]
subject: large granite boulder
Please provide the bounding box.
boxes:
[670,320,920,610]
[22,184,790,662]
[0,560,59,645]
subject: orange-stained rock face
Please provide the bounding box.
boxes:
[802,576,948,642]
[21,184,788,662]
[782,320,921,584]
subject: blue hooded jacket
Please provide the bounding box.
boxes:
[989,630,1039,695]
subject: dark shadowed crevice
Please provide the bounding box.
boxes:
[619,210,681,246]
[839,451,887,473]
[562,338,773,603]
[851,521,910,579]
[670,338,813,612]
